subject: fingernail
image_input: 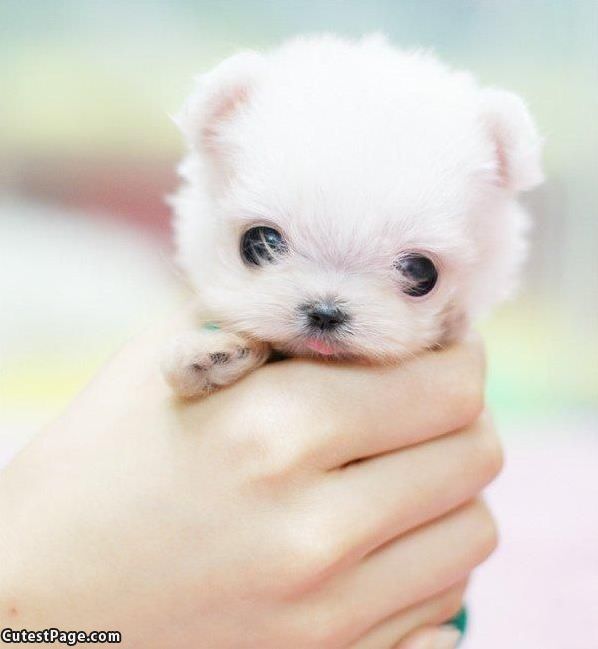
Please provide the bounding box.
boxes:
[431,626,462,649]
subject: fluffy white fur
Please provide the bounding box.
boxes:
[162,33,542,399]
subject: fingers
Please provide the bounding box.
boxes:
[231,333,485,469]
[316,412,502,560]
[318,500,497,634]
[350,581,466,649]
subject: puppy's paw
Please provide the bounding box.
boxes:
[161,329,269,398]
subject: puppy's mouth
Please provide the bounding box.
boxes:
[274,331,355,359]
[305,338,338,356]
[299,330,353,358]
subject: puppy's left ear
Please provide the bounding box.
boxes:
[479,88,544,192]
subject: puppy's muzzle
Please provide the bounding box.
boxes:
[300,300,350,332]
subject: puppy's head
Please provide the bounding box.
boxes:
[173,35,542,360]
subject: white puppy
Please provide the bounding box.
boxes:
[163,34,542,399]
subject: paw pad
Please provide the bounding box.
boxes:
[236,347,251,359]
[209,352,230,365]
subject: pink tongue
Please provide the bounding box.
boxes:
[306,339,336,356]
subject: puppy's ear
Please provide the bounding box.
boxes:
[479,88,544,192]
[175,51,264,175]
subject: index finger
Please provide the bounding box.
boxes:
[251,333,486,468]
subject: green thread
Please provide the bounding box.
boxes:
[447,606,467,643]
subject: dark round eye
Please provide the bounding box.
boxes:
[240,226,287,266]
[394,253,438,297]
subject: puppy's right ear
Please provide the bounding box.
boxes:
[174,51,264,176]
[479,88,544,192]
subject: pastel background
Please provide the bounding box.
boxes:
[1,2,597,647]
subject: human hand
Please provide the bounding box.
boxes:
[0,312,501,648]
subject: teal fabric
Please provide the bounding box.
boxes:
[447,606,467,643]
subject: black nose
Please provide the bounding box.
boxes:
[303,301,349,331]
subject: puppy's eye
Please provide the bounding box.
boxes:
[240,226,287,266]
[394,253,438,297]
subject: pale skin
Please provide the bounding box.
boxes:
[0,312,502,649]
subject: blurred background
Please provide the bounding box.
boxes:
[1,1,597,647]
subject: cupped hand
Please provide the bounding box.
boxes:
[0,312,502,648]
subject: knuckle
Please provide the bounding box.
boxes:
[254,437,302,483]
[299,534,344,577]
[281,525,347,589]
[438,592,464,624]
[295,625,333,649]
[478,420,504,480]
[447,341,486,426]
[220,386,309,481]
[466,413,504,482]
[303,623,340,649]
[296,603,350,649]
[457,378,485,425]
[223,360,339,475]
[220,423,277,477]
[261,534,329,597]
[437,581,468,622]
[471,501,500,561]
